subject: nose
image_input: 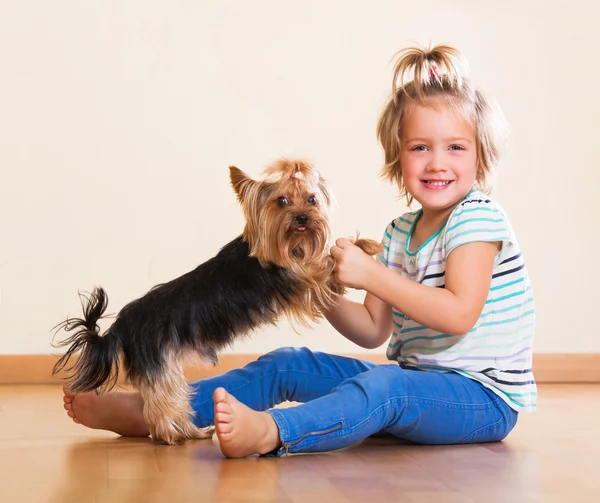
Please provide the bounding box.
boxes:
[426,149,446,172]
[296,214,309,225]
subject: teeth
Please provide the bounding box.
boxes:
[425,181,451,186]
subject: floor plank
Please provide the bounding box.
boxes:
[0,384,598,502]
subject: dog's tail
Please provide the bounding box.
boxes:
[52,287,121,393]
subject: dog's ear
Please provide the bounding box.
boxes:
[229,166,256,203]
[229,165,276,207]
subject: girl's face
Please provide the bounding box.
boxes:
[400,99,478,215]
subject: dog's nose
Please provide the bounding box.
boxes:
[296,215,309,225]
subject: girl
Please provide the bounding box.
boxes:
[63,44,536,457]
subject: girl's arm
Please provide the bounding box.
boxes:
[325,293,393,349]
[331,238,500,336]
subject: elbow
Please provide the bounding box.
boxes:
[447,326,471,337]
[360,330,391,350]
[446,313,478,336]
[363,340,385,350]
[369,330,394,349]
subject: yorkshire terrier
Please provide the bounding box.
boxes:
[52,158,382,445]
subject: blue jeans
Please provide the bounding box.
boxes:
[189,347,518,456]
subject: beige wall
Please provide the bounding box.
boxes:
[1,1,598,355]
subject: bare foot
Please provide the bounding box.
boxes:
[213,387,280,458]
[63,385,150,437]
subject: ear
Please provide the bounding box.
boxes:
[229,165,277,209]
[229,166,256,203]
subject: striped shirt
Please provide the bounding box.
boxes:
[377,190,537,412]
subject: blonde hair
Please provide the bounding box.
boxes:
[376,44,507,204]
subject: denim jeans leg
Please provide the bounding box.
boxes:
[267,365,518,456]
[186,347,378,428]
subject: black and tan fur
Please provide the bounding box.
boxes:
[52,159,382,445]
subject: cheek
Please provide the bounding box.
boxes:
[452,153,478,175]
[307,206,326,219]
[400,156,422,180]
[466,155,479,175]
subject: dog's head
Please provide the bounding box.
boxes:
[229,158,333,268]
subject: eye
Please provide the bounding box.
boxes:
[307,195,317,205]
[412,145,428,151]
[277,197,289,207]
[449,145,465,151]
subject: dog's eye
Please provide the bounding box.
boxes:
[307,195,316,205]
[277,197,289,207]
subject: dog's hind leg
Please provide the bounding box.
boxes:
[135,352,213,445]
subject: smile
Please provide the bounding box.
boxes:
[422,180,453,189]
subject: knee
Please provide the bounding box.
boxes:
[257,346,315,368]
[364,364,405,382]
[353,365,407,398]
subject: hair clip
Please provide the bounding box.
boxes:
[429,64,439,80]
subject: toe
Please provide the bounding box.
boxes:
[215,401,232,414]
[213,387,227,403]
[216,411,232,424]
[221,390,237,407]
[216,421,233,434]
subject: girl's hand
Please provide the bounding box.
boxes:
[330,238,379,290]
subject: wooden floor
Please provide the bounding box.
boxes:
[1,384,598,502]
